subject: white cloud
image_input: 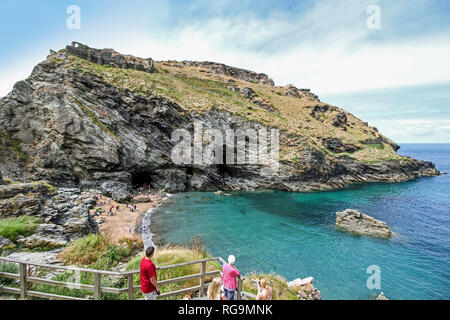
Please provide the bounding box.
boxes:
[81,1,450,96]
[2,0,450,101]
[373,119,450,143]
[0,65,36,98]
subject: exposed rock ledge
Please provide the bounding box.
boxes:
[0,182,98,249]
[335,209,392,239]
[287,276,322,300]
[66,42,155,74]
[179,60,275,85]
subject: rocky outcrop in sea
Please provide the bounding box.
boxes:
[335,209,392,239]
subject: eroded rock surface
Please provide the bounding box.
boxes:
[66,42,155,73]
[336,209,392,239]
[288,277,322,300]
[180,61,274,85]
[322,138,360,153]
[0,182,98,248]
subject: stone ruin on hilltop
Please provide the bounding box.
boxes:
[66,42,155,73]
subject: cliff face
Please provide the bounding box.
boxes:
[0,43,439,202]
[0,182,98,248]
[66,42,155,74]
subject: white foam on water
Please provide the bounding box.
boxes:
[141,195,174,250]
[142,208,155,249]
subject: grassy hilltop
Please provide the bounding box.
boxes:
[65,54,401,163]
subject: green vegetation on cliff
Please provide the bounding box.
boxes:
[59,234,141,270]
[0,216,42,241]
[66,55,401,163]
[18,234,299,300]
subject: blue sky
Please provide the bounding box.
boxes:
[0,0,449,142]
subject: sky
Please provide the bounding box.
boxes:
[0,0,449,143]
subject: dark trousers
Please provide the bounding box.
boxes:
[223,287,235,300]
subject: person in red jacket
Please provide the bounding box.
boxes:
[140,246,160,300]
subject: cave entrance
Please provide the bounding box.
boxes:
[217,143,237,176]
[131,171,153,188]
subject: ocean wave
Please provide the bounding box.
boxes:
[142,207,155,249]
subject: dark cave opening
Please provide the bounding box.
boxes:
[131,171,153,188]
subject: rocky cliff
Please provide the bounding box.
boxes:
[66,42,155,73]
[0,181,97,249]
[0,43,440,202]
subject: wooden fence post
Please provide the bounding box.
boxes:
[127,274,134,300]
[94,273,101,300]
[19,263,28,300]
[199,261,206,297]
[236,276,243,300]
[0,257,247,301]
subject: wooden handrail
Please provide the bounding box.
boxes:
[0,257,122,276]
[0,255,248,300]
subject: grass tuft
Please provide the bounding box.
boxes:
[0,216,42,241]
[242,272,298,300]
[58,234,141,269]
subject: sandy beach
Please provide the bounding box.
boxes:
[89,189,165,242]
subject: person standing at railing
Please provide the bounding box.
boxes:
[222,255,240,300]
[140,246,160,300]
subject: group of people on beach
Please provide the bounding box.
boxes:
[89,193,147,219]
[139,246,272,301]
[133,184,152,197]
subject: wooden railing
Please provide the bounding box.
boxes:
[0,256,247,300]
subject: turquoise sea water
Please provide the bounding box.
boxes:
[150,144,450,300]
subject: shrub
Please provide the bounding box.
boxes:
[0,216,42,241]
[0,262,18,286]
[31,270,93,299]
[58,234,142,269]
[58,234,108,266]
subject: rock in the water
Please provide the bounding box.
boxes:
[287,276,314,288]
[375,292,389,300]
[336,209,392,239]
[0,171,5,185]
